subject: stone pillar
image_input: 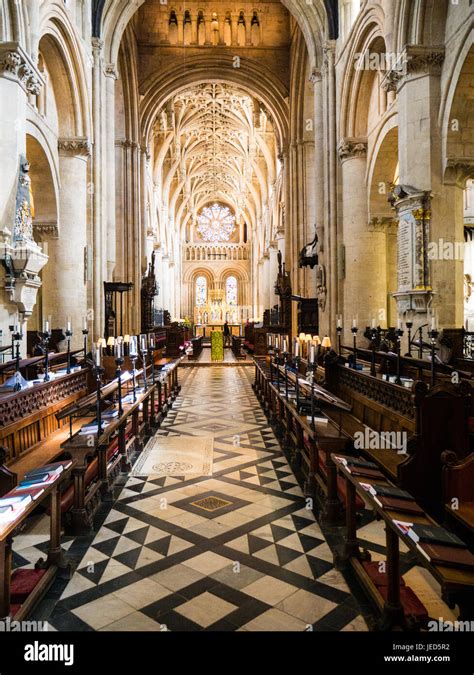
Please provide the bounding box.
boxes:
[0,42,44,352]
[269,245,279,310]
[42,140,90,349]
[104,64,117,281]
[91,38,105,337]
[391,46,463,329]
[310,69,325,327]
[339,139,387,342]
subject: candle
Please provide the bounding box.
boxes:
[67,317,72,333]
[337,316,342,329]
[309,343,315,364]
[129,336,138,357]
[44,317,50,333]
[83,316,88,331]
[149,334,155,350]
[352,318,357,329]
[431,315,437,331]
[397,319,402,330]
[95,344,101,367]
[140,334,148,352]
[282,338,288,353]
[275,335,280,350]
[116,337,124,360]
[294,339,300,357]
[372,318,376,329]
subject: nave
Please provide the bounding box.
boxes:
[27,366,368,632]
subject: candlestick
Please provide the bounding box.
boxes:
[115,337,124,417]
[429,328,439,387]
[395,328,404,385]
[65,322,73,375]
[140,334,148,391]
[351,325,358,369]
[370,327,378,377]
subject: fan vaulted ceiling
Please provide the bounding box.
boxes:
[152,82,280,242]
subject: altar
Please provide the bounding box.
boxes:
[195,324,241,338]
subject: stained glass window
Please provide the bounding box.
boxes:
[226,276,238,306]
[196,276,207,306]
[197,203,236,242]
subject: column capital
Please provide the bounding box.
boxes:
[382,45,445,93]
[58,137,92,157]
[104,63,119,79]
[309,68,322,85]
[444,159,474,188]
[0,42,44,95]
[91,37,104,52]
[337,137,368,163]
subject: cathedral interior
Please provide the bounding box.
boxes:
[0,0,474,655]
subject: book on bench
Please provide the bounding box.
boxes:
[23,461,71,481]
[365,484,414,501]
[373,495,424,514]
[416,542,474,569]
[408,524,466,549]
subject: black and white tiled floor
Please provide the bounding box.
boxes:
[29,365,368,631]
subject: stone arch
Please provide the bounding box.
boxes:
[38,9,91,138]
[441,36,474,182]
[139,56,290,152]
[339,10,386,139]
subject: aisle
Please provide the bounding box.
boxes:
[47,366,367,631]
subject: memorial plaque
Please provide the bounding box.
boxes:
[397,216,412,292]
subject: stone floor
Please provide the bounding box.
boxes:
[18,365,456,631]
[28,366,368,631]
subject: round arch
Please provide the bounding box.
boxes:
[37,13,91,138]
[339,10,386,139]
[139,57,290,152]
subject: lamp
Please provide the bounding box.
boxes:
[107,335,115,356]
[321,336,331,349]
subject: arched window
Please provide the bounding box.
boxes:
[226,276,238,306]
[196,276,207,306]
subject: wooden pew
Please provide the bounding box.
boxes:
[442,450,474,548]
[0,461,76,620]
[333,454,474,625]
[58,374,157,534]
[0,370,90,467]
[323,360,472,522]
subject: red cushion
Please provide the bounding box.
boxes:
[11,569,47,603]
[379,586,428,621]
[362,561,406,588]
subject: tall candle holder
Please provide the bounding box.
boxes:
[294,354,301,410]
[370,327,378,377]
[65,326,73,374]
[395,327,404,385]
[429,328,439,387]
[140,335,148,392]
[13,326,23,392]
[337,326,343,356]
[284,349,289,401]
[129,336,138,403]
[405,319,413,358]
[40,322,52,382]
[351,325,358,369]
[94,361,104,439]
[418,325,424,360]
[149,335,156,385]
[115,339,124,417]
[306,357,317,431]
[274,346,281,390]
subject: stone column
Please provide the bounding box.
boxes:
[104,64,118,281]
[391,46,463,329]
[91,38,105,338]
[0,42,44,352]
[339,139,387,342]
[41,139,90,349]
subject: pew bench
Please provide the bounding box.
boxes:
[443,451,474,548]
[333,454,474,626]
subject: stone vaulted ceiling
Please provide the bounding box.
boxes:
[152,82,279,243]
